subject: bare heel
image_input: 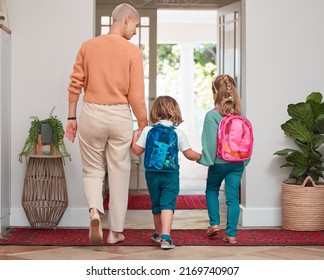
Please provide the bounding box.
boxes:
[89,213,103,245]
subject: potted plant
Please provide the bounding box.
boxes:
[18,107,71,163]
[274,91,324,231]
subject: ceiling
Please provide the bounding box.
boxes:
[96,0,239,9]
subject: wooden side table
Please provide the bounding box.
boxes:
[22,155,68,229]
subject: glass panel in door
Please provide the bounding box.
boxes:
[218,2,241,96]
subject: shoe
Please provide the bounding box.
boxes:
[151,232,161,243]
[161,239,175,249]
[89,214,103,245]
[107,232,125,244]
[206,225,220,237]
[223,235,237,244]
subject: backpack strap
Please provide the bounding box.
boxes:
[153,123,176,131]
[214,107,221,113]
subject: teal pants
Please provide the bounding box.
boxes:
[205,162,244,237]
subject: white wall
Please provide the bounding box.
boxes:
[241,0,324,226]
[8,0,95,227]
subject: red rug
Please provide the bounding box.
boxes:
[1,228,323,246]
[103,194,206,210]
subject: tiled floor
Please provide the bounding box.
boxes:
[0,188,323,260]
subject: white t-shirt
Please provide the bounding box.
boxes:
[136,120,191,152]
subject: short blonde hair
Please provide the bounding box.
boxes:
[112,3,139,23]
[150,96,183,126]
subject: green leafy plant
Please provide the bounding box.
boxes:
[274,92,324,184]
[18,107,71,163]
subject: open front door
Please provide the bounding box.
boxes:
[217,1,241,96]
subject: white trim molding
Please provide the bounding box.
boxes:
[240,205,282,227]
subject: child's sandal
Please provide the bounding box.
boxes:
[206,225,220,237]
[223,235,237,244]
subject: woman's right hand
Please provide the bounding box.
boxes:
[65,120,78,143]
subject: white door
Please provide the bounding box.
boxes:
[217,2,243,201]
[217,1,241,96]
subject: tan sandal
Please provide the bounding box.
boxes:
[206,225,220,237]
[89,213,103,245]
[223,235,237,244]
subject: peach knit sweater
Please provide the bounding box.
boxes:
[68,34,147,124]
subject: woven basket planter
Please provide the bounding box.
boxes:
[281,176,324,231]
[22,156,68,229]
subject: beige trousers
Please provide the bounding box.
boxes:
[78,102,133,232]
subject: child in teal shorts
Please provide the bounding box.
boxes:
[132,96,201,249]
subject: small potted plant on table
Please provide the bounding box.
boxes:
[18,107,71,162]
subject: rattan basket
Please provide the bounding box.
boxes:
[22,156,68,229]
[281,176,324,231]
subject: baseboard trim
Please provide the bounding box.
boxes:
[10,208,89,227]
[9,206,282,228]
[240,205,282,227]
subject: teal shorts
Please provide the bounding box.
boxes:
[145,170,179,214]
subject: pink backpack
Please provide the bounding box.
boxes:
[216,110,254,162]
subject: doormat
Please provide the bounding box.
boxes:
[103,194,206,210]
[1,228,323,246]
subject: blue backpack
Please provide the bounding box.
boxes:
[144,124,179,172]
